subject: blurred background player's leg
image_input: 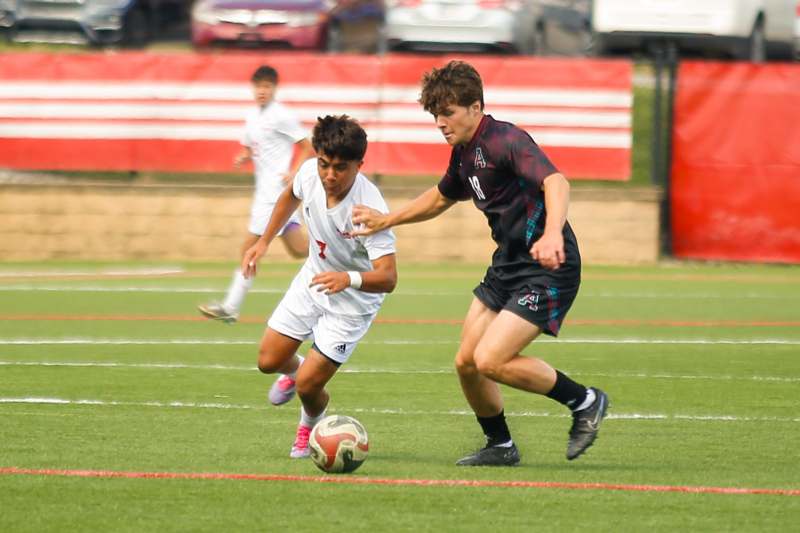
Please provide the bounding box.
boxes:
[198,233,260,323]
[198,214,306,324]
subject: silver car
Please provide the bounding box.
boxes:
[383,0,539,54]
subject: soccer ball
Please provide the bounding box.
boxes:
[308,415,369,474]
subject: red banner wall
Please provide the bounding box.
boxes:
[0,52,631,180]
[671,61,800,263]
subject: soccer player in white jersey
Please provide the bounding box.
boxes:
[241,115,397,458]
[199,65,315,324]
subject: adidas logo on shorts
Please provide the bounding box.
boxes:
[334,343,347,354]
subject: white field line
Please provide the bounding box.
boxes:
[0,268,184,278]
[1,338,799,346]
[0,397,796,423]
[0,285,797,300]
[1,360,798,383]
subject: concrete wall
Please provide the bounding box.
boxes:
[0,183,661,264]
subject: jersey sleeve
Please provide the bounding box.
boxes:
[436,147,470,201]
[359,186,397,261]
[508,128,559,189]
[275,104,308,143]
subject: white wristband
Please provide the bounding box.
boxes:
[347,271,363,290]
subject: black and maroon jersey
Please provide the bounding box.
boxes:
[437,115,580,277]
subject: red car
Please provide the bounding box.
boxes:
[191,0,382,51]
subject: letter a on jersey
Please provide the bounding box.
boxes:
[474,147,487,169]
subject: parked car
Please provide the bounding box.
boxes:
[191,0,382,51]
[795,0,800,58]
[531,0,592,56]
[3,0,188,46]
[592,0,796,61]
[0,0,15,37]
[382,0,539,54]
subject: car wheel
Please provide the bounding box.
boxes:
[123,9,150,47]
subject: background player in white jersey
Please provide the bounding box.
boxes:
[199,65,315,324]
[241,115,397,458]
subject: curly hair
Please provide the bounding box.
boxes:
[312,115,368,161]
[418,61,484,116]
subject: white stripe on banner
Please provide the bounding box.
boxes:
[0,83,632,108]
[0,103,632,129]
[0,123,631,148]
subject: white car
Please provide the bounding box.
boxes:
[592,0,796,61]
[795,0,800,58]
[383,0,539,54]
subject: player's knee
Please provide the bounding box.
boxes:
[454,350,478,376]
[473,348,502,380]
[257,349,282,374]
[287,247,307,259]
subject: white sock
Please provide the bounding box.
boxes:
[493,439,514,448]
[574,388,596,412]
[300,406,326,428]
[222,269,252,314]
[286,355,305,379]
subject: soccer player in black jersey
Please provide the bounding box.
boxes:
[352,60,609,466]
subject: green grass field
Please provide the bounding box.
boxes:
[1,261,799,531]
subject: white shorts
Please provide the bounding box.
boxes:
[267,277,376,365]
[248,201,302,236]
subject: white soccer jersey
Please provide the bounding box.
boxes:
[291,158,396,316]
[242,100,307,205]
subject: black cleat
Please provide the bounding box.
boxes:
[566,388,609,460]
[456,443,520,467]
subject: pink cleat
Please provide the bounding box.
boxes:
[290,424,311,458]
[268,374,296,406]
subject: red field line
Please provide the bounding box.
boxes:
[1,467,798,496]
[1,314,799,328]
[2,271,799,283]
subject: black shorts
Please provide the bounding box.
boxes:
[473,265,580,337]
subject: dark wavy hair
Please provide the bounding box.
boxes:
[312,115,368,162]
[419,61,484,116]
[251,65,278,84]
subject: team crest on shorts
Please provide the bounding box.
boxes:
[517,291,540,311]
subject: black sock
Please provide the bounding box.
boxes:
[546,370,588,410]
[476,410,512,447]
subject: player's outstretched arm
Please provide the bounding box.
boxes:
[351,186,455,236]
[310,254,397,295]
[242,186,301,278]
[530,172,569,271]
